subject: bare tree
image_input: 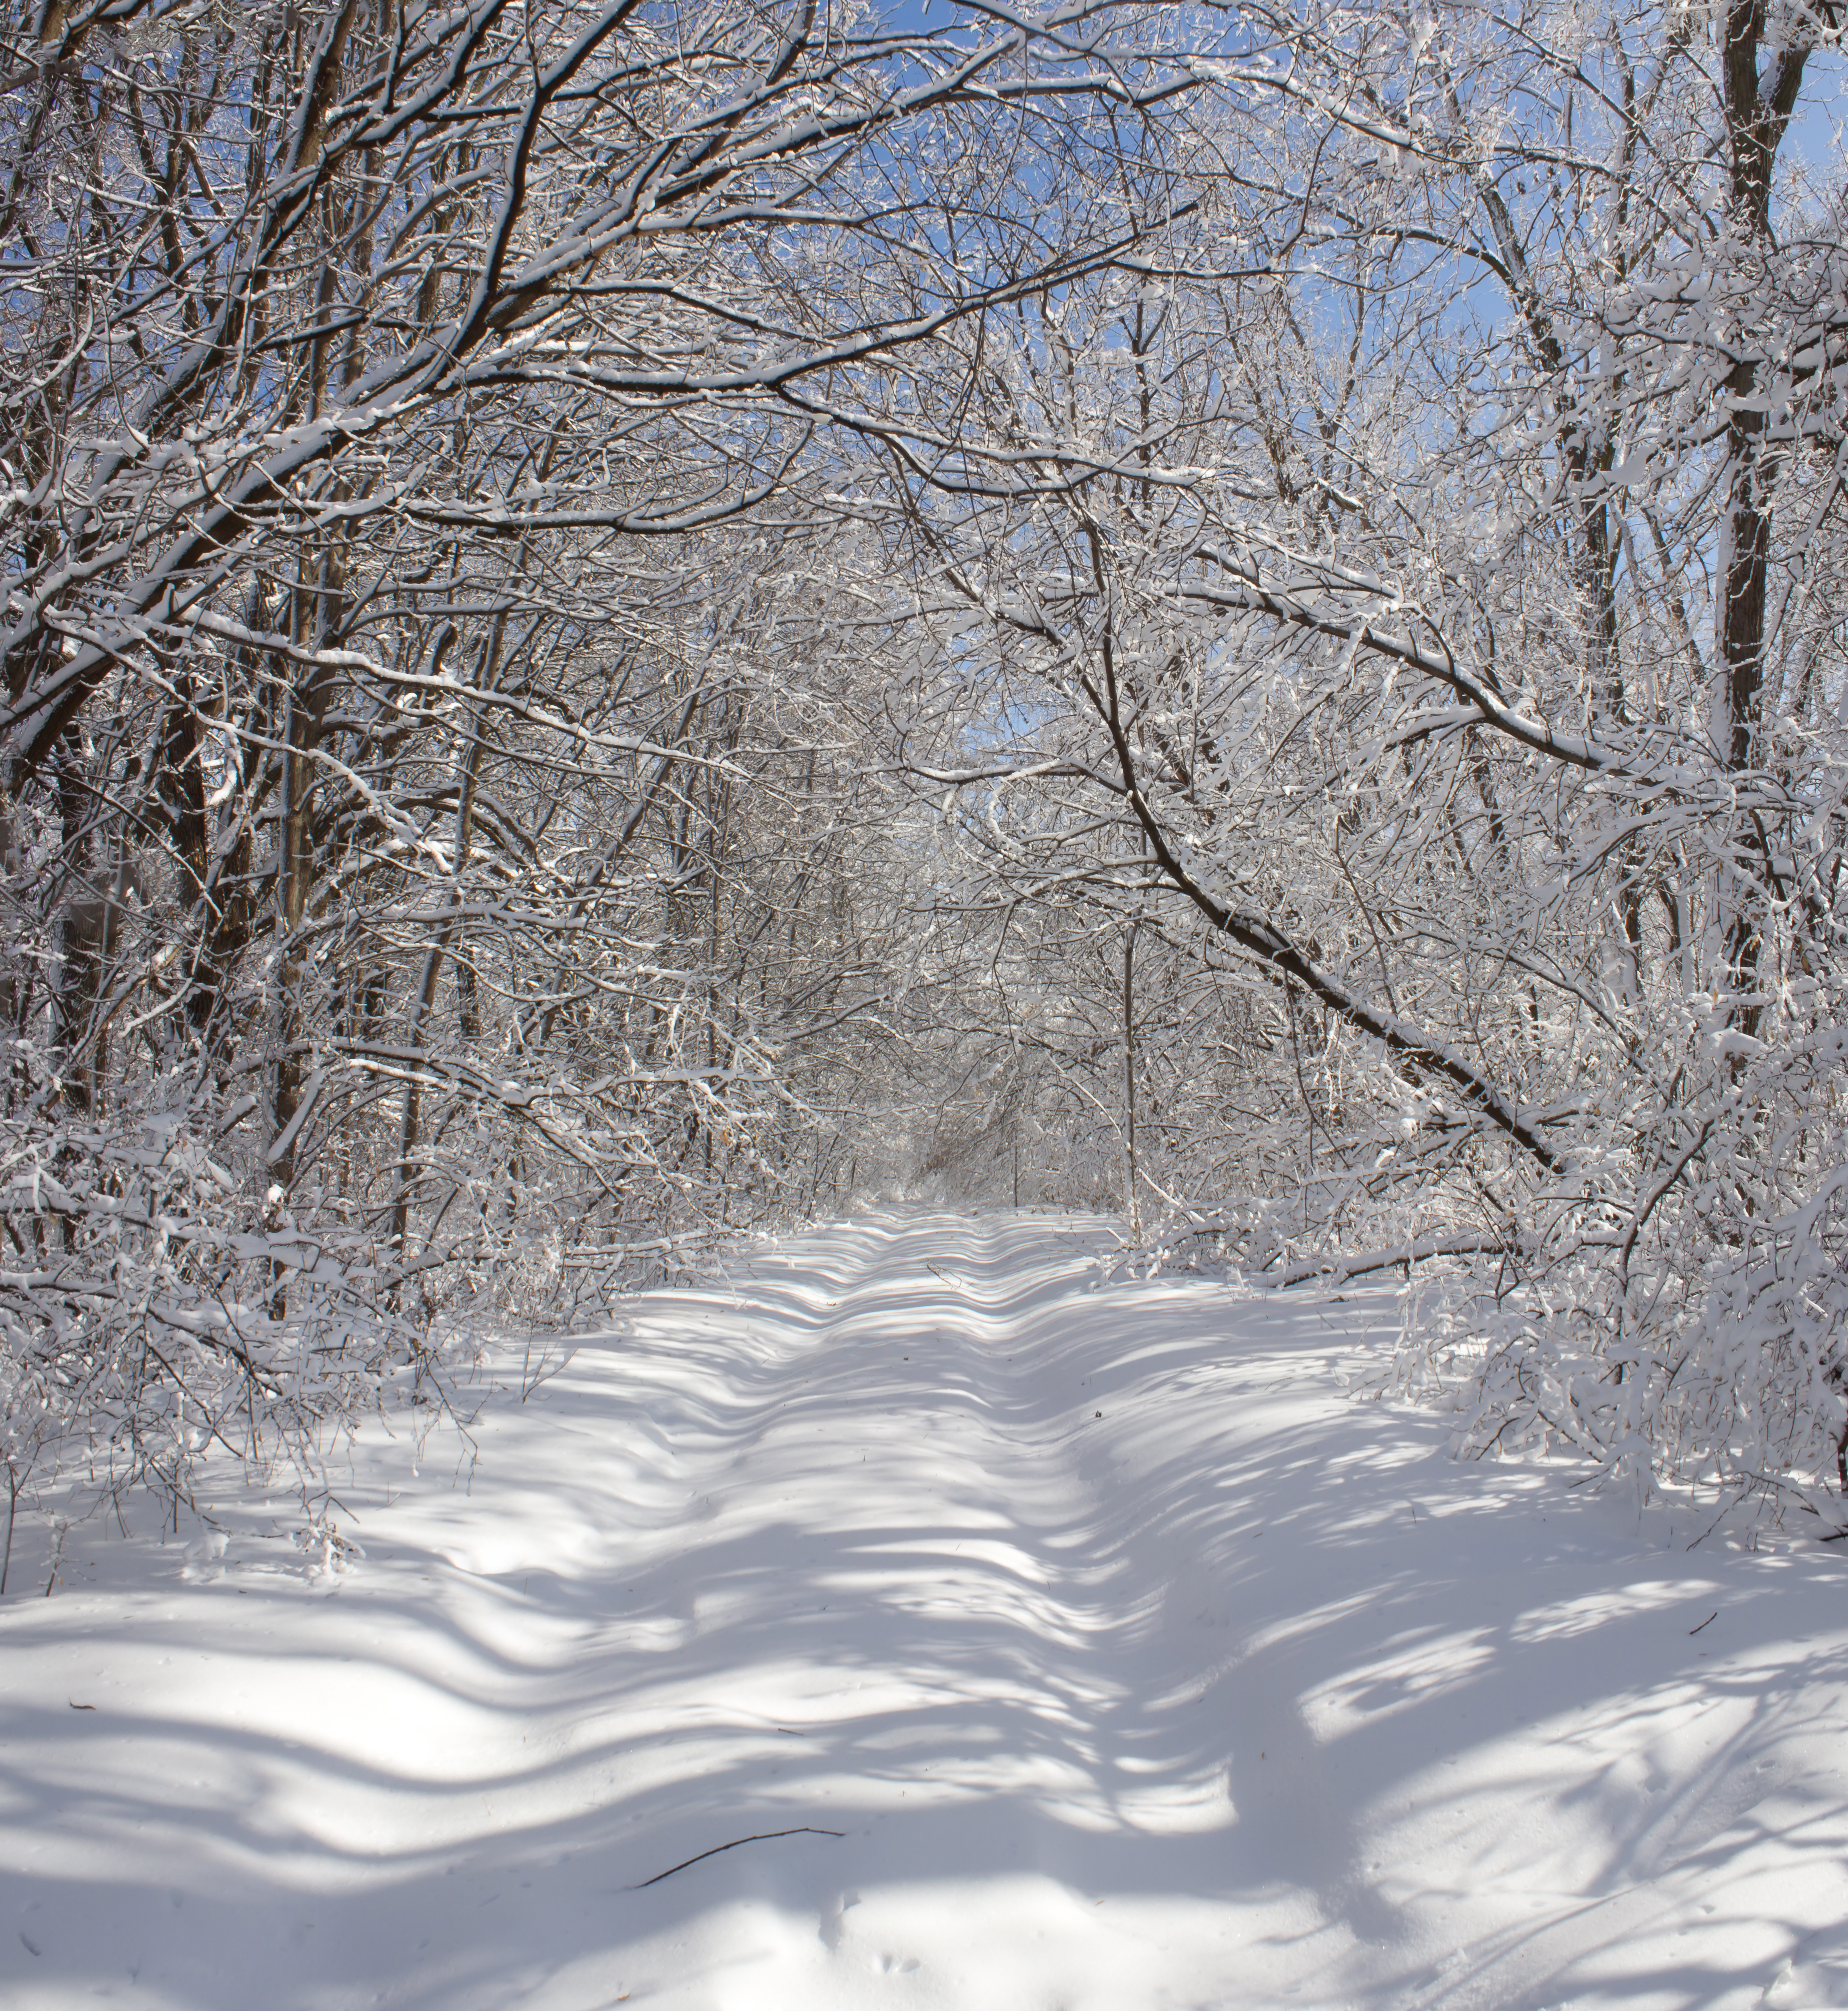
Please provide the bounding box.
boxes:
[878,0,1848,1518]
[0,0,1231,1525]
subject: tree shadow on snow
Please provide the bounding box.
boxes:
[2,1213,1845,2010]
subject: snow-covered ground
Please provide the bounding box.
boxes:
[3,1211,1846,2011]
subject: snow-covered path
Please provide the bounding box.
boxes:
[3,1212,1846,2011]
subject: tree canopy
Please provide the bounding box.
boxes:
[3,0,1845,1537]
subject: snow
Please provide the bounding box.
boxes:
[3,1211,1846,2011]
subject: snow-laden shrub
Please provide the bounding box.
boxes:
[0,1051,435,1556]
[1446,1179,1848,1530]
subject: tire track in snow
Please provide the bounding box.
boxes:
[3,1211,1847,2011]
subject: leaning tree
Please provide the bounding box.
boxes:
[876,0,1848,1519]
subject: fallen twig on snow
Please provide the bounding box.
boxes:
[627,1827,845,1890]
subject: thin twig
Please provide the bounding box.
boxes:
[627,1827,845,1890]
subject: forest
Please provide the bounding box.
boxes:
[2,0,1846,1542]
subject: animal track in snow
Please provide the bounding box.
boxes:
[820,1889,860,1951]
